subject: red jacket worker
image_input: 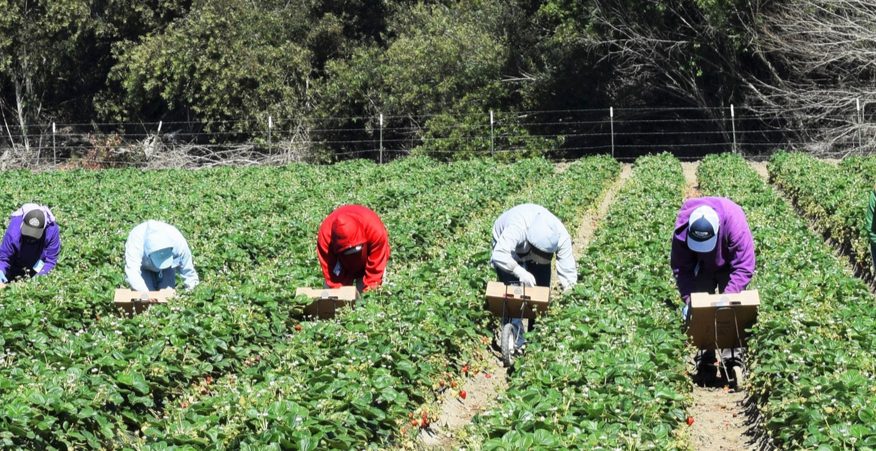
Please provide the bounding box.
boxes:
[317,205,390,292]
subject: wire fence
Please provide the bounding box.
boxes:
[0,104,872,168]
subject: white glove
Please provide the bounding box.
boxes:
[512,266,536,287]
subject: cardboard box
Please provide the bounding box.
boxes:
[484,281,551,320]
[114,288,174,316]
[296,286,358,319]
[687,290,760,349]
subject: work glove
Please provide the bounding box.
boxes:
[512,266,536,287]
[681,303,689,321]
[0,271,7,284]
[32,259,45,274]
[560,282,574,294]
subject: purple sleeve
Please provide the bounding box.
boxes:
[0,219,19,274]
[724,213,755,293]
[670,235,696,302]
[39,224,61,275]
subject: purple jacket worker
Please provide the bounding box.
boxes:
[670,197,755,309]
[0,204,61,283]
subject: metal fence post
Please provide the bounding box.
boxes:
[731,104,737,153]
[268,115,273,151]
[490,110,494,157]
[857,97,862,150]
[52,122,56,166]
[610,107,615,158]
[379,113,384,164]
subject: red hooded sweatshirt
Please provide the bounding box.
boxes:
[317,205,390,290]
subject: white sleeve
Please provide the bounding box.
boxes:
[490,224,526,274]
[176,238,199,290]
[555,228,577,289]
[124,235,149,292]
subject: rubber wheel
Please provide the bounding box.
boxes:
[733,365,745,387]
[501,323,516,367]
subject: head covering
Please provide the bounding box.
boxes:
[687,205,719,253]
[144,224,176,269]
[21,209,47,239]
[12,203,56,233]
[331,214,365,253]
[526,213,560,254]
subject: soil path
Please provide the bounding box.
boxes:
[684,160,756,451]
[418,164,633,449]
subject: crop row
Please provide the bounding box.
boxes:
[469,153,690,449]
[767,151,873,280]
[138,156,621,448]
[0,157,544,448]
[698,153,876,449]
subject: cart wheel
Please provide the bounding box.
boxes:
[501,323,515,367]
[733,365,745,387]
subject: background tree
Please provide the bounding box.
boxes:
[744,0,876,154]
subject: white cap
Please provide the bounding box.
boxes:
[687,205,719,253]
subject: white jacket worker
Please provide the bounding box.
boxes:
[125,220,199,293]
[491,204,576,351]
[491,203,576,291]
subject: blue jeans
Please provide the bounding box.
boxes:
[141,267,177,291]
[495,262,551,348]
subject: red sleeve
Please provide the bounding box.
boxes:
[317,217,343,288]
[361,214,390,291]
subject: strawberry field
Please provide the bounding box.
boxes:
[3,152,876,449]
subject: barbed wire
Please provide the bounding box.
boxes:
[2,105,872,168]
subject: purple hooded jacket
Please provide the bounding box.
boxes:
[0,205,61,276]
[670,197,755,301]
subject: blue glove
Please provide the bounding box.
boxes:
[681,303,690,321]
[32,259,45,274]
[0,271,7,284]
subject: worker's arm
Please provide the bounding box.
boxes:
[490,224,526,275]
[724,215,755,294]
[670,233,697,303]
[37,224,61,275]
[124,236,150,293]
[362,234,389,291]
[554,229,577,291]
[177,241,199,290]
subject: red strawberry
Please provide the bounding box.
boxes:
[462,364,469,375]
[294,324,302,332]
[686,416,695,426]
[459,390,467,400]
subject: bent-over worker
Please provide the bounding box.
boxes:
[671,196,755,320]
[491,203,576,350]
[0,203,61,283]
[125,220,199,294]
[317,204,390,292]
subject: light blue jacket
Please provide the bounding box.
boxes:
[125,220,199,292]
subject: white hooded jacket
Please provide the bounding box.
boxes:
[491,204,576,290]
[125,220,199,292]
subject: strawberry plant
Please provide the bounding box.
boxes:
[469,153,690,449]
[699,153,876,449]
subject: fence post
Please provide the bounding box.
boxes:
[379,113,384,164]
[268,115,273,151]
[610,107,615,158]
[857,97,862,150]
[490,110,494,157]
[52,122,56,166]
[731,104,737,154]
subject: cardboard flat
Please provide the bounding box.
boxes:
[687,290,760,349]
[114,288,174,316]
[296,286,358,319]
[484,281,551,320]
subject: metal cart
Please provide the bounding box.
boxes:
[484,281,551,367]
